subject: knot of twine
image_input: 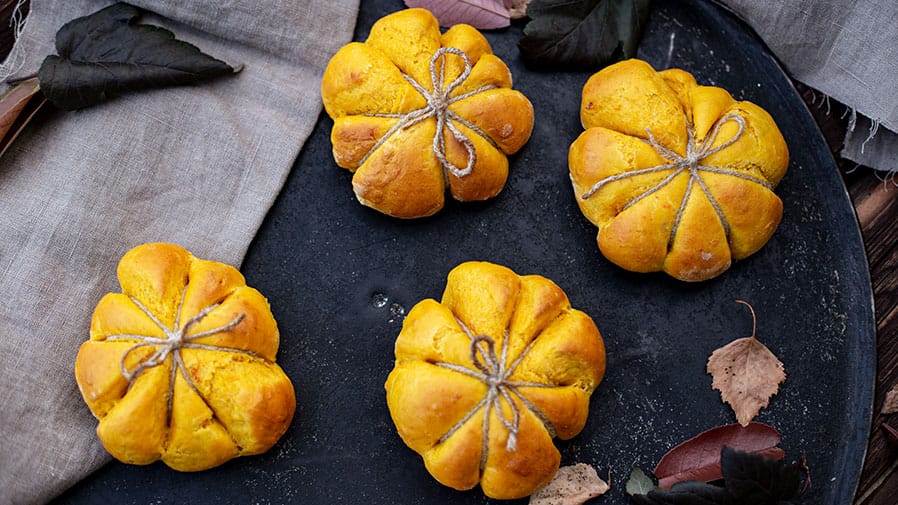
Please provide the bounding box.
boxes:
[433,319,557,471]
[362,47,499,179]
[106,288,258,422]
[581,114,773,247]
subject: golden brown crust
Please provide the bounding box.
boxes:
[74,242,296,471]
[351,119,446,218]
[570,59,789,281]
[385,262,605,499]
[321,8,534,218]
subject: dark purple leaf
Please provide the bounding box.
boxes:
[38,3,239,110]
[629,480,736,505]
[519,0,651,69]
[628,448,804,505]
[721,447,802,503]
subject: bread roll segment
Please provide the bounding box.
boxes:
[386,262,606,499]
[570,59,789,281]
[321,8,534,218]
[74,243,296,471]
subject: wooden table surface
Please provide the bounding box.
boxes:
[1,1,895,503]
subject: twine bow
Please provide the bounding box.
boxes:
[106,288,257,421]
[361,47,499,179]
[581,114,774,247]
[432,319,557,470]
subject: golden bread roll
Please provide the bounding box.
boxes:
[569,59,789,281]
[321,8,534,218]
[385,262,606,499]
[74,243,296,471]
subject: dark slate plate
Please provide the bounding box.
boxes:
[54,0,875,503]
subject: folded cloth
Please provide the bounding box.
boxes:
[0,0,358,503]
[718,0,898,172]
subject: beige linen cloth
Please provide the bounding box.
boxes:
[0,0,358,503]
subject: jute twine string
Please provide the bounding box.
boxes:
[581,114,774,247]
[105,287,257,421]
[361,47,499,180]
[432,318,558,471]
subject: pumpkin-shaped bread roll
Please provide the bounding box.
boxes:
[74,243,295,471]
[385,262,606,499]
[321,8,534,218]
[569,59,789,282]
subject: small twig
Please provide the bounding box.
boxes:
[799,452,812,494]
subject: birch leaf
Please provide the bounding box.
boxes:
[404,0,511,29]
[707,301,786,426]
[529,463,610,505]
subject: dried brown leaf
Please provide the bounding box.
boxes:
[529,463,610,505]
[881,385,898,414]
[707,301,786,426]
[509,0,532,19]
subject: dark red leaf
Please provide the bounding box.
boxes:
[0,77,40,140]
[654,422,784,490]
[0,78,46,159]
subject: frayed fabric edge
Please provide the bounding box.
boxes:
[842,113,898,180]
[801,86,897,179]
[0,0,30,83]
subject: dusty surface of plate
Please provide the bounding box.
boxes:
[55,0,874,503]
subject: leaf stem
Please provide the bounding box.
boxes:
[799,452,812,494]
[5,73,38,86]
[734,299,757,338]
